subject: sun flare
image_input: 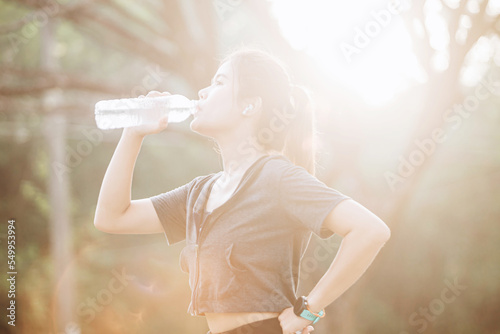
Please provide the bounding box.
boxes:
[271,0,420,106]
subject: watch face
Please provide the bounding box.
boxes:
[293,296,306,316]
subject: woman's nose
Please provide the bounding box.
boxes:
[198,87,208,100]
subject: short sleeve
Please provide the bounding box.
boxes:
[279,163,351,238]
[150,179,195,245]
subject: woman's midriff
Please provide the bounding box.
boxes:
[205,311,280,333]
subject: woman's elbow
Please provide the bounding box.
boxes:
[372,221,391,244]
[93,215,106,232]
[93,209,114,232]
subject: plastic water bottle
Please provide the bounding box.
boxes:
[95,94,198,130]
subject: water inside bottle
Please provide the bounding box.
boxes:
[95,108,158,129]
[166,106,193,122]
[95,95,196,129]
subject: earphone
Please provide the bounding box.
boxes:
[242,104,254,115]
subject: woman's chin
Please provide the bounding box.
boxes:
[189,119,200,133]
[189,118,213,137]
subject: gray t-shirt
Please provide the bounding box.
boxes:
[150,154,351,316]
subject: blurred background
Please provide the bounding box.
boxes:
[1,0,499,333]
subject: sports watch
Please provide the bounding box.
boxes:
[293,296,325,324]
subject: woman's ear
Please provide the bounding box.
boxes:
[241,97,262,117]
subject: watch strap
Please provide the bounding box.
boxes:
[299,308,325,324]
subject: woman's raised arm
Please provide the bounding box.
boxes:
[94,92,170,234]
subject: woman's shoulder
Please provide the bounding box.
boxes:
[263,154,310,176]
[258,154,317,189]
[188,171,223,188]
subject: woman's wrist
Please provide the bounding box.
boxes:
[305,294,324,315]
[122,128,146,141]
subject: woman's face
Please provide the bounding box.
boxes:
[190,60,243,137]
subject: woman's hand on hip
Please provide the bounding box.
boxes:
[278,307,314,334]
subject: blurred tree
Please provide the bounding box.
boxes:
[0,1,223,333]
[335,0,500,332]
[384,0,500,225]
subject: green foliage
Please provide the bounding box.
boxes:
[1,0,500,333]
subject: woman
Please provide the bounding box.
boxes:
[94,48,391,334]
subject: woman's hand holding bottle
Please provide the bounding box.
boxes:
[122,91,170,138]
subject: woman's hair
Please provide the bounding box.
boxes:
[221,48,317,176]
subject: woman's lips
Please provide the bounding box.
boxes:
[194,104,202,115]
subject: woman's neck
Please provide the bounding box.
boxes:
[216,136,270,181]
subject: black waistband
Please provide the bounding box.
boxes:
[208,317,282,334]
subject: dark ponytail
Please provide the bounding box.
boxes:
[222,48,317,175]
[283,85,316,176]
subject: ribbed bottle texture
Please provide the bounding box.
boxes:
[95,95,197,130]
